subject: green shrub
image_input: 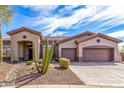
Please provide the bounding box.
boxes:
[119,50,124,53]
[59,58,70,69]
[26,61,33,65]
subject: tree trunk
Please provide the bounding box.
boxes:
[0,23,3,62]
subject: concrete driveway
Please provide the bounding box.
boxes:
[70,62,124,87]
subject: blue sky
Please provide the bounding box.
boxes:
[2,5,124,46]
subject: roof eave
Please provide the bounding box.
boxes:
[75,33,123,44]
[7,27,43,40]
[58,31,95,44]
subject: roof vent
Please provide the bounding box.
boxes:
[96,39,100,43]
[23,35,27,39]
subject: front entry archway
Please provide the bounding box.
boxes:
[18,41,33,61]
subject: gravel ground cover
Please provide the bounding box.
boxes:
[0,62,15,81]
[15,63,85,87]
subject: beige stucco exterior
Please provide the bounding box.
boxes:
[58,35,90,56]
[78,37,122,62]
[10,31,41,61]
[4,27,122,62]
[59,36,122,62]
[59,39,77,57]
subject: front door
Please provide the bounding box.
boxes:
[28,48,33,60]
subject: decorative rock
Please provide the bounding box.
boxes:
[0,65,18,87]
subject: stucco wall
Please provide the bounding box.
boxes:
[10,31,41,61]
[58,39,78,57]
[58,34,89,57]
[78,37,122,62]
[59,36,122,62]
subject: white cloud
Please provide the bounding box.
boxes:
[118,42,124,50]
[107,30,124,49]
[50,31,67,36]
[35,5,101,35]
[27,5,124,36]
[57,5,79,14]
[23,5,58,16]
[108,30,124,38]
[90,6,124,31]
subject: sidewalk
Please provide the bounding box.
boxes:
[19,85,124,88]
[19,85,85,88]
[0,85,87,88]
[1,85,124,88]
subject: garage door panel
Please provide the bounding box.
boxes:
[83,48,114,62]
[61,48,76,61]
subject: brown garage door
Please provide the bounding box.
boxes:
[83,48,114,62]
[61,48,76,61]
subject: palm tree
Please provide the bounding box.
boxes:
[0,5,14,62]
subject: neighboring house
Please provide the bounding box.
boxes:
[3,27,122,62]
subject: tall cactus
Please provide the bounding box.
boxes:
[41,40,48,73]
[33,39,53,74]
[41,40,53,74]
[32,42,41,73]
[44,46,53,73]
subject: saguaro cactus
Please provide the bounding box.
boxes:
[41,40,53,74]
[33,40,53,74]
[32,43,41,73]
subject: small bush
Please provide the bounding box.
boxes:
[119,50,124,53]
[32,62,39,71]
[49,64,54,69]
[59,58,70,69]
[26,61,33,65]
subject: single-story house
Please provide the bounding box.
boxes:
[3,27,122,62]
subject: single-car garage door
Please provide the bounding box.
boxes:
[83,48,114,62]
[61,48,76,61]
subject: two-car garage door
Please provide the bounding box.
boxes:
[61,48,114,62]
[83,48,114,62]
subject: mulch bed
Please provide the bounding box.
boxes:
[15,63,85,87]
[0,62,15,81]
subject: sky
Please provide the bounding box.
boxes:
[2,5,124,47]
